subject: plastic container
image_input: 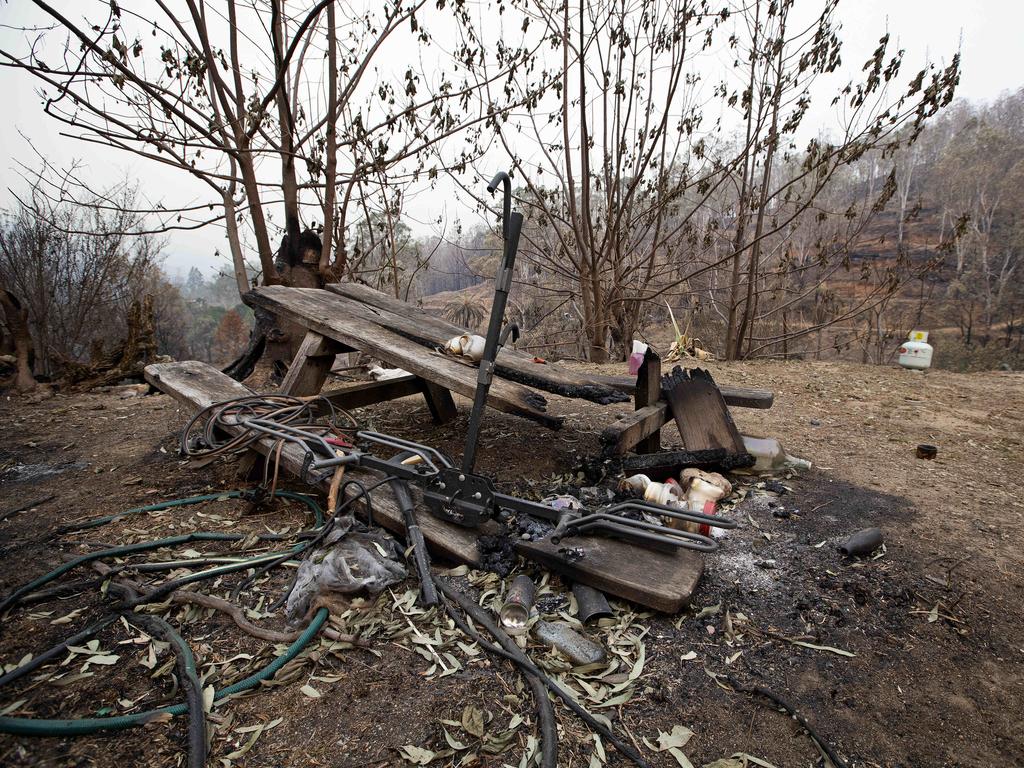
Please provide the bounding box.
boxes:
[443,334,486,362]
[898,330,933,370]
[627,340,648,376]
[643,481,683,507]
[742,436,812,471]
[618,474,652,495]
[677,469,731,535]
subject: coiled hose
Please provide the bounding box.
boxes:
[0,608,328,738]
[0,490,331,752]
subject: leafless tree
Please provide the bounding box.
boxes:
[0,182,165,377]
[452,0,958,362]
[2,0,553,298]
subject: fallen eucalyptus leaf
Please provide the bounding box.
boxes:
[0,699,27,716]
[461,704,486,737]
[788,640,855,657]
[399,744,436,765]
[643,725,694,752]
[731,753,779,768]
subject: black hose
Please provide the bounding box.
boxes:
[724,674,849,768]
[0,614,119,690]
[439,592,557,768]
[130,614,207,768]
[435,578,650,768]
[0,532,289,616]
[389,469,438,607]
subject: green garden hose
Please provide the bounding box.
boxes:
[0,532,258,614]
[128,613,206,768]
[0,608,328,737]
[55,489,324,534]
[2,489,325,615]
[0,490,333,746]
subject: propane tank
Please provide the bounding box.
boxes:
[898,330,933,370]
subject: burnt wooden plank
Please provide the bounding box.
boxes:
[617,448,754,479]
[585,371,773,409]
[249,286,562,429]
[144,360,489,565]
[326,283,630,405]
[635,348,662,454]
[600,404,667,456]
[516,536,703,613]
[661,366,746,454]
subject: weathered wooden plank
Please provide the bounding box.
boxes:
[322,375,424,410]
[635,348,662,454]
[249,286,562,429]
[419,379,458,424]
[585,371,774,409]
[600,404,667,456]
[516,536,703,613]
[144,360,489,565]
[326,283,630,405]
[661,366,746,455]
[324,371,456,424]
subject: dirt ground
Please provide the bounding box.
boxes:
[0,359,1022,768]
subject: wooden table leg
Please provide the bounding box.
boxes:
[635,347,662,454]
[279,330,345,396]
[419,378,458,424]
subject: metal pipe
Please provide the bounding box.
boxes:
[462,208,523,472]
[572,583,612,624]
[487,171,512,239]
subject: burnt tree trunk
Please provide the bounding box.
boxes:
[0,287,37,392]
[61,295,159,389]
[229,229,329,383]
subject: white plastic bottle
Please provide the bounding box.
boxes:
[742,436,812,471]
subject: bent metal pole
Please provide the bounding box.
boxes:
[462,172,522,473]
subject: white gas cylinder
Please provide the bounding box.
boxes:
[898,330,933,370]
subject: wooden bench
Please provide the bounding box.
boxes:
[144,359,710,612]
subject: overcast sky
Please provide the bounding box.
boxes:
[2,0,1021,280]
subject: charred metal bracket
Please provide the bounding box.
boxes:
[237,419,736,552]
[422,468,497,527]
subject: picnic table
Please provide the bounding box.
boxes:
[246,284,772,443]
[145,283,775,611]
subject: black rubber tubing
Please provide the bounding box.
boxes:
[435,578,651,768]
[438,590,558,768]
[129,613,207,768]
